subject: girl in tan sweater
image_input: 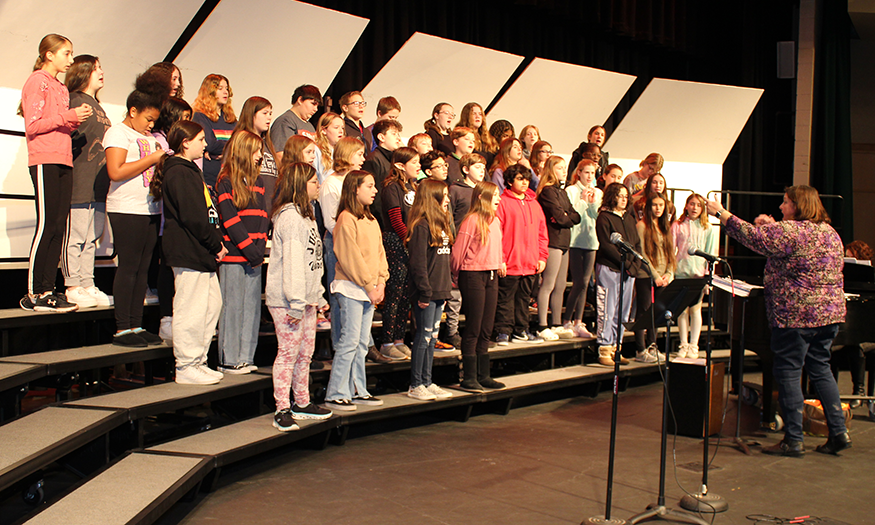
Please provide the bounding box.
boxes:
[324,170,389,412]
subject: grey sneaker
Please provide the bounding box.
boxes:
[381,344,408,360]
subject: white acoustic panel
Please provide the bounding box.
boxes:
[488,58,636,156]
[175,0,368,114]
[362,33,524,134]
[604,78,763,165]
[0,135,32,196]
[0,0,203,117]
[0,199,36,259]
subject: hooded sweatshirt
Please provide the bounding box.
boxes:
[161,156,224,272]
[495,188,548,276]
[266,203,328,318]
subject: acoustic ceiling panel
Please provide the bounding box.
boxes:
[175,0,368,116]
[362,32,524,136]
[488,58,636,156]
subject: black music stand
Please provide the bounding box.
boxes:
[623,279,711,525]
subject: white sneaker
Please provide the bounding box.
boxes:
[647,344,666,363]
[175,366,219,385]
[676,343,689,359]
[426,383,453,398]
[144,288,159,305]
[66,286,97,308]
[553,326,574,339]
[85,286,112,306]
[243,363,259,372]
[576,323,595,339]
[635,350,658,363]
[197,364,224,379]
[537,327,559,341]
[687,345,699,360]
[408,384,437,401]
[159,316,173,343]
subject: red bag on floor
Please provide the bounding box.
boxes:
[802,399,852,437]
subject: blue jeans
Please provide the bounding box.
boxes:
[218,263,262,366]
[771,324,846,442]
[323,231,340,347]
[410,300,445,387]
[326,293,374,401]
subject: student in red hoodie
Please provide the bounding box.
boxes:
[19,34,92,312]
[494,164,549,345]
[215,131,270,374]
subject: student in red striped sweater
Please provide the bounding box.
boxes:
[215,131,270,374]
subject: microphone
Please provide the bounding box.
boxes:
[687,245,724,263]
[610,232,649,265]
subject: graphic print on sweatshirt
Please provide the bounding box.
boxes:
[307,226,324,272]
[136,138,156,186]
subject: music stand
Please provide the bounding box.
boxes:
[624,279,711,525]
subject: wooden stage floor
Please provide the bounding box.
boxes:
[155,371,872,525]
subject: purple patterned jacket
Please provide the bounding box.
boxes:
[724,215,845,329]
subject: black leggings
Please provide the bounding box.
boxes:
[28,164,72,295]
[109,213,159,330]
[564,248,596,323]
[458,270,499,355]
[634,277,656,351]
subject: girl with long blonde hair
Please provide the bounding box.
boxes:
[214,130,270,374]
[405,179,455,400]
[314,112,345,181]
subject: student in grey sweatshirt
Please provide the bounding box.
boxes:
[266,162,332,431]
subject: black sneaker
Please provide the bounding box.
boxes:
[325,399,356,412]
[33,292,79,313]
[20,294,35,311]
[113,331,148,348]
[135,329,164,346]
[292,402,333,420]
[352,395,383,406]
[273,409,299,432]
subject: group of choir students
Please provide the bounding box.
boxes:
[19,34,718,432]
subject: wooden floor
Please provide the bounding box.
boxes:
[151,371,873,525]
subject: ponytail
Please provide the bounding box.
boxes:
[18,34,72,117]
[151,120,204,200]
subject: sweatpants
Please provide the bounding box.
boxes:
[109,213,159,330]
[458,270,499,355]
[28,164,73,295]
[63,202,105,289]
[538,247,569,327]
[269,304,317,410]
[494,274,536,337]
[172,267,222,370]
[595,263,634,347]
[444,288,462,337]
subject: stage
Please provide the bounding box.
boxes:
[153,371,871,525]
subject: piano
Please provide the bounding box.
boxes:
[714,262,875,430]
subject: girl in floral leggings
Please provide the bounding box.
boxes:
[266,162,332,431]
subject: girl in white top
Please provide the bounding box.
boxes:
[104,89,166,347]
[317,137,367,346]
[563,159,602,338]
[671,193,718,358]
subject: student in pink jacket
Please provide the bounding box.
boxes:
[19,34,92,312]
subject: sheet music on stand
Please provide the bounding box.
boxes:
[711,276,763,298]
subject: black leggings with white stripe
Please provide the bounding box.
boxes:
[28,164,72,295]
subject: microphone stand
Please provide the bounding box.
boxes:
[678,260,728,513]
[585,250,634,525]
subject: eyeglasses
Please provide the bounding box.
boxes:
[429,162,448,170]
[347,101,367,108]
[439,111,456,119]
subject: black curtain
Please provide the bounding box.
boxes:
[811,0,854,241]
[302,0,796,217]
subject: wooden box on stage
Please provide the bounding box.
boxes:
[667,361,725,438]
